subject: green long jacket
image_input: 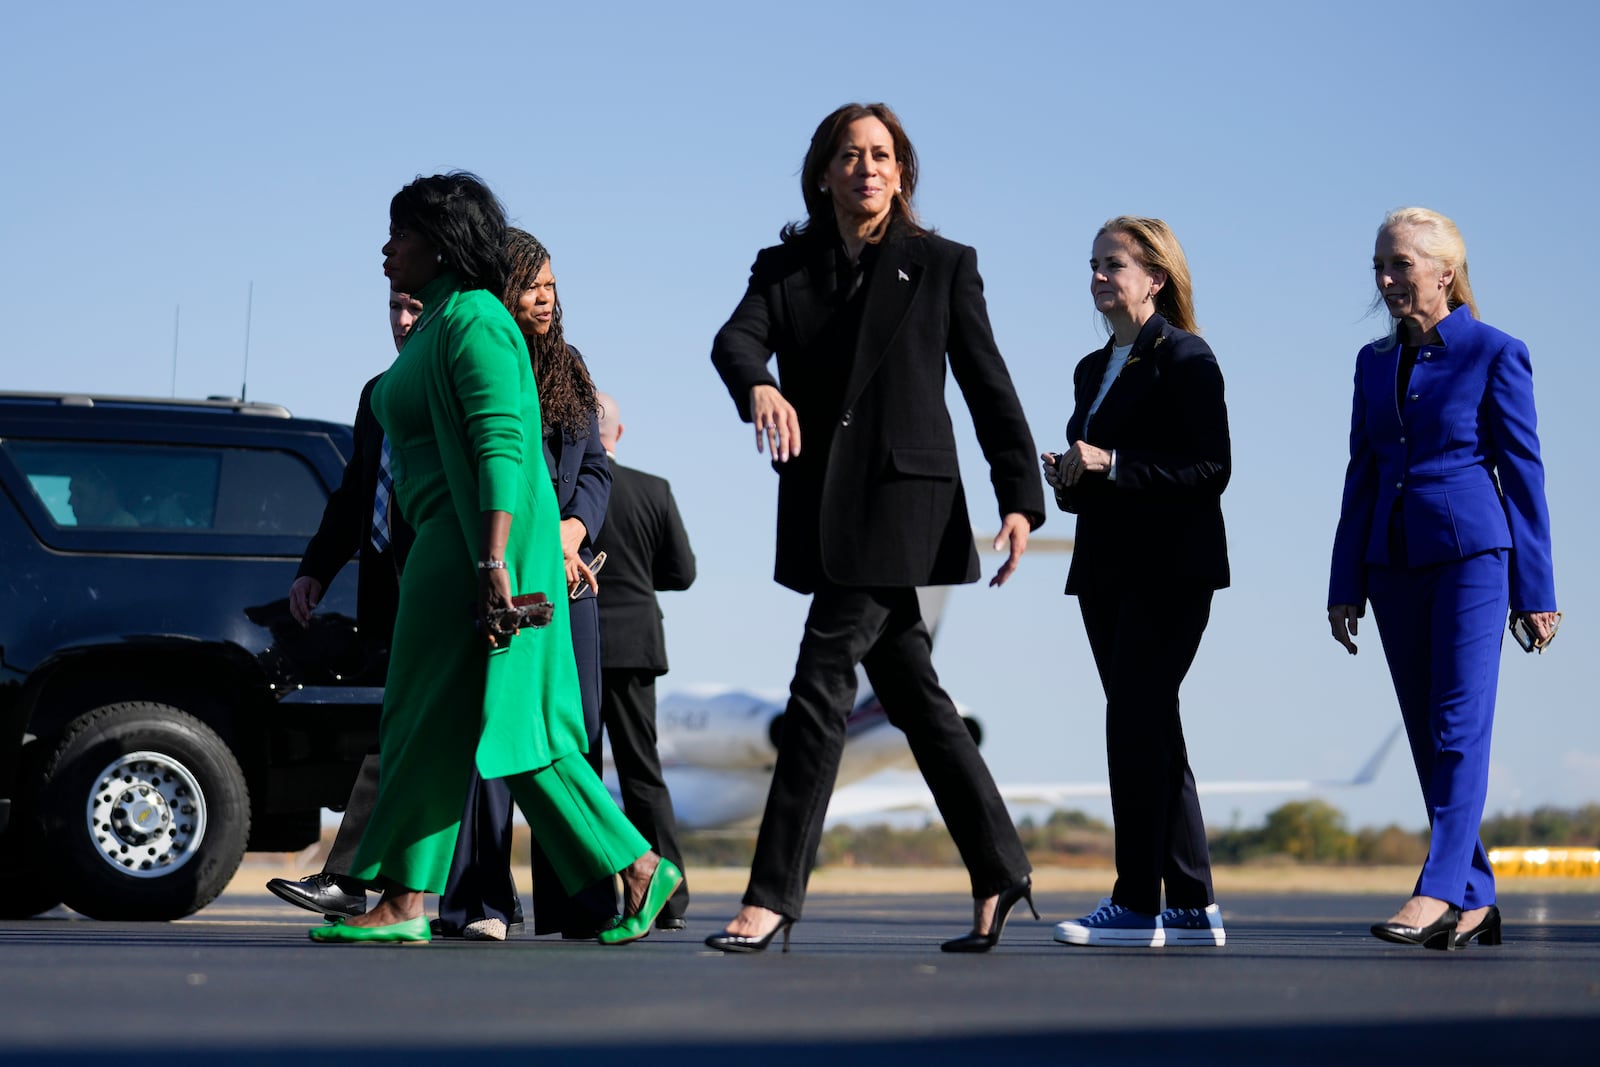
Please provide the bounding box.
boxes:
[394,272,586,776]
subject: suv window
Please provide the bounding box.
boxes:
[3,439,327,539]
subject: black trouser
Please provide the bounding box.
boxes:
[322,752,381,879]
[1078,586,1215,916]
[601,667,689,920]
[440,594,619,935]
[744,585,1031,920]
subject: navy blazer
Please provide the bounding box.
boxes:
[1053,313,1231,594]
[1328,306,1556,613]
[712,222,1044,593]
[543,346,611,602]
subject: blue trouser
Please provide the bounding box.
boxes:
[1367,548,1506,910]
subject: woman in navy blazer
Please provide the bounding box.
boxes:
[440,229,619,941]
[1329,207,1558,950]
[1046,217,1231,949]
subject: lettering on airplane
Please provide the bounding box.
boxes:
[662,707,712,732]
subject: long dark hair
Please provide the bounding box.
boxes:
[502,227,595,439]
[389,171,509,294]
[781,102,926,244]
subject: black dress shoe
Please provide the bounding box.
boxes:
[265,873,366,919]
[1452,905,1503,948]
[1371,903,1462,950]
[656,916,688,931]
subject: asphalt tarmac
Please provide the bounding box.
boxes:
[2,883,1597,1065]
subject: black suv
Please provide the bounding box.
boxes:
[0,392,380,920]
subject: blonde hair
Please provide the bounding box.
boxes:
[1378,206,1479,319]
[1097,216,1198,335]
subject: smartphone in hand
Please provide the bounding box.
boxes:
[1510,610,1564,654]
[1510,613,1537,653]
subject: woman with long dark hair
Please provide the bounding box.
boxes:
[310,172,679,945]
[707,103,1044,954]
[439,229,631,941]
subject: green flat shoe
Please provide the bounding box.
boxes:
[598,858,684,946]
[308,915,431,944]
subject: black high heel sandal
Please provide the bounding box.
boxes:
[705,916,795,954]
[940,879,1038,953]
[1371,902,1462,950]
[1452,905,1503,948]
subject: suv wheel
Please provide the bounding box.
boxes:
[41,702,250,921]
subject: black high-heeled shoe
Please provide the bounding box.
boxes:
[940,879,1039,953]
[705,916,795,954]
[1452,905,1503,948]
[1371,902,1462,950]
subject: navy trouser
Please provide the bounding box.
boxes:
[1078,586,1215,916]
[1368,548,1506,910]
[439,593,619,935]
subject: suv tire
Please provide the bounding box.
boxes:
[41,702,251,921]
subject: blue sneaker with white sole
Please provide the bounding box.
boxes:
[1159,903,1225,946]
[1053,897,1164,947]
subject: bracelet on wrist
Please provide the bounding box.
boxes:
[477,559,507,571]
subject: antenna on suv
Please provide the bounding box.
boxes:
[240,281,254,402]
[170,305,180,398]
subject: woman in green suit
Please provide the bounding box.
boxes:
[310,172,679,945]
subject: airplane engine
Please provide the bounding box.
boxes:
[656,688,782,770]
[962,714,983,747]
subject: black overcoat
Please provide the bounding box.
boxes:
[712,223,1044,594]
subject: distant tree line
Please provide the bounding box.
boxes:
[673,802,1600,869]
[1208,801,1600,865]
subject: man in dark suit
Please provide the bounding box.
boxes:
[590,392,696,928]
[265,291,422,919]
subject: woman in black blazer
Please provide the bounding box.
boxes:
[1045,217,1230,949]
[707,102,1045,954]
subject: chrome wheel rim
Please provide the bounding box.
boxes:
[84,751,207,878]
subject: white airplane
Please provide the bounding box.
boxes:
[602,533,1399,830]
[605,685,1400,830]
[822,728,1403,822]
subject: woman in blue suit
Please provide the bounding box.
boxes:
[1329,207,1558,950]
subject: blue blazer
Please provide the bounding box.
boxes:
[1328,305,1556,613]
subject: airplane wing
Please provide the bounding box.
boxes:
[825,727,1402,822]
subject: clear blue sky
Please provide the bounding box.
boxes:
[4,0,1596,833]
